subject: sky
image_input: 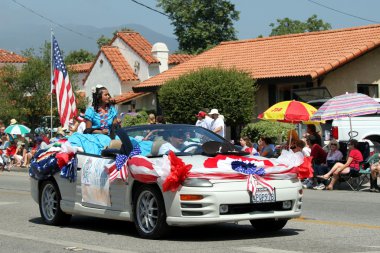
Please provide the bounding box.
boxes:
[1,0,380,50]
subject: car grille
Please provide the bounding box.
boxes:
[222,201,293,215]
[180,201,293,216]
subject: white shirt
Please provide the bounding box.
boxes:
[211,117,225,137]
[195,118,209,129]
[158,142,180,155]
[204,116,213,130]
[77,122,86,134]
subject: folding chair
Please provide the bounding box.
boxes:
[339,141,371,191]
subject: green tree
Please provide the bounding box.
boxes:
[65,49,95,65]
[241,121,294,144]
[269,14,331,36]
[0,65,21,124]
[96,35,112,49]
[0,42,85,129]
[158,67,258,127]
[96,27,136,49]
[157,0,239,54]
[0,43,53,128]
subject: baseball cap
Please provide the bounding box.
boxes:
[196,111,206,118]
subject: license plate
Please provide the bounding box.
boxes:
[252,187,276,203]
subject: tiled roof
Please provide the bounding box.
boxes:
[134,24,380,90]
[68,62,92,73]
[116,32,160,64]
[113,91,148,104]
[168,54,194,65]
[0,49,27,63]
[101,46,139,82]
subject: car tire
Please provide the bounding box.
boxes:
[250,218,288,232]
[133,184,169,239]
[39,180,71,226]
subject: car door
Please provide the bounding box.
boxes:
[76,153,128,211]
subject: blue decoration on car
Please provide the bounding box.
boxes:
[231,161,265,175]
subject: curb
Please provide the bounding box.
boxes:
[6,166,29,173]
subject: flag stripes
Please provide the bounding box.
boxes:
[52,35,77,128]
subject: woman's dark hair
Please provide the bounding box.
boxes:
[92,86,110,112]
[156,115,166,124]
[241,136,253,148]
[307,124,317,133]
[260,136,272,145]
[349,139,359,149]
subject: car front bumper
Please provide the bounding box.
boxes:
[164,180,302,226]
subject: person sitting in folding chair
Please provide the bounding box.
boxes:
[367,153,380,192]
[318,139,363,190]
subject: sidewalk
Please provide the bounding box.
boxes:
[1,165,29,173]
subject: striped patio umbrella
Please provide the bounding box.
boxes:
[258,100,321,147]
[311,93,380,138]
[4,124,31,135]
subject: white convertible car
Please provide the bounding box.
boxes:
[30,124,303,239]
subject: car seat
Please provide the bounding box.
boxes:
[150,137,167,156]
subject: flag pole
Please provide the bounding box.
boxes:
[50,28,53,139]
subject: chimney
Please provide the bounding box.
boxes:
[151,42,169,73]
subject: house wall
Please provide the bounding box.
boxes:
[321,47,380,96]
[121,80,140,93]
[0,62,25,70]
[70,72,87,89]
[148,64,161,77]
[112,38,152,82]
[83,53,121,103]
[255,84,269,117]
[136,93,156,111]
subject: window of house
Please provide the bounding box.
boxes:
[276,83,309,102]
[357,84,379,98]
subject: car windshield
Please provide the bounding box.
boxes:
[122,124,228,157]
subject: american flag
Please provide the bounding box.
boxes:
[108,144,142,183]
[115,154,129,182]
[52,35,77,128]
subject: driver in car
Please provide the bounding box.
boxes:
[158,131,186,155]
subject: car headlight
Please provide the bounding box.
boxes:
[182,178,213,187]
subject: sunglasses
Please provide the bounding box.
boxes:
[330,143,337,146]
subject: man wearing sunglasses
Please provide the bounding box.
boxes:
[158,131,186,155]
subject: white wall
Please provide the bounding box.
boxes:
[321,47,380,96]
[70,72,86,89]
[112,38,153,82]
[84,53,122,104]
[0,62,25,70]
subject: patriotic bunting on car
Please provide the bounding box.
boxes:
[106,147,302,195]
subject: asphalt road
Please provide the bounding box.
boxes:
[1,171,380,253]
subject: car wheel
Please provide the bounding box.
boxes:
[133,184,169,239]
[250,218,288,232]
[39,180,71,225]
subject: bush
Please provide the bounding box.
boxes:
[122,111,149,126]
[158,67,258,127]
[241,121,295,144]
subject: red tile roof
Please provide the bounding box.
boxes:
[68,62,92,73]
[116,32,160,64]
[101,46,139,82]
[134,24,380,90]
[113,91,148,104]
[168,54,194,65]
[0,49,27,63]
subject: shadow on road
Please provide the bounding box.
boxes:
[29,216,301,241]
